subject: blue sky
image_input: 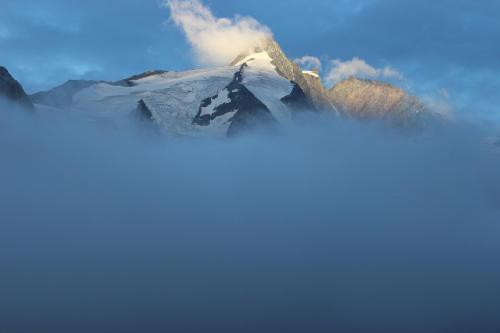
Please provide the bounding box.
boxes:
[1,0,499,119]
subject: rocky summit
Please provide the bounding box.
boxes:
[231,38,336,112]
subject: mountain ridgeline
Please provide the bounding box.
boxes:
[4,39,435,136]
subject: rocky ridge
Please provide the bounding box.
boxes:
[0,66,35,110]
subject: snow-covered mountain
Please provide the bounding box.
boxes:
[31,41,320,137]
[29,39,437,137]
[0,66,34,111]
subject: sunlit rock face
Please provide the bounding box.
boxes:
[302,70,338,113]
[0,66,35,110]
[328,77,427,127]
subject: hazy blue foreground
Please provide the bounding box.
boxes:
[1,109,500,333]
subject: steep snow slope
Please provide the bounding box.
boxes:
[235,52,295,124]
[189,51,308,136]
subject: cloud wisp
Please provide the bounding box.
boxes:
[293,55,404,88]
[294,55,322,71]
[325,57,404,86]
[165,0,272,66]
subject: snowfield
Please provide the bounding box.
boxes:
[65,51,297,137]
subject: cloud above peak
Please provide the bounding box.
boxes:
[165,0,272,66]
[326,57,404,86]
[294,56,322,71]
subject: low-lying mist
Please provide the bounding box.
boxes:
[1,107,500,333]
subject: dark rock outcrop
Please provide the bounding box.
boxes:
[193,64,277,136]
[280,81,314,113]
[134,99,155,121]
[0,66,35,110]
[129,99,161,135]
[114,70,169,87]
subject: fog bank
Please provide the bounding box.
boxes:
[1,109,500,333]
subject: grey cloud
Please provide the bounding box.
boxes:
[0,0,189,92]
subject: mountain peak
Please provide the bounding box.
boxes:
[231,51,276,72]
[230,39,336,112]
[229,37,275,66]
[0,66,9,76]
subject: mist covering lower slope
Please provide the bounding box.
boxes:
[1,37,500,333]
[1,106,500,333]
[2,1,500,332]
